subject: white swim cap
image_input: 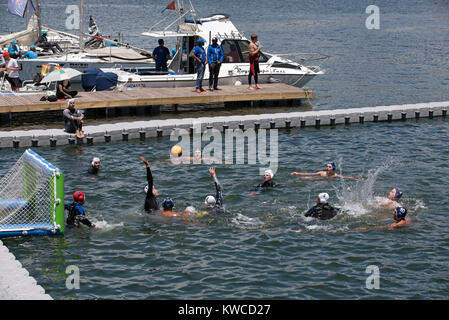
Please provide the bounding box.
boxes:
[185,206,197,214]
[264,169,274,179]
[318,193,329,204]
[92,157,100,166]
[67,98,75,107]
[205,195,216,207]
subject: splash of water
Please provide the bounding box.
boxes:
[93,219,125,231]
[334,158,396,217]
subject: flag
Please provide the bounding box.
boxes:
[161,0,176,13]
[7,0,35,18]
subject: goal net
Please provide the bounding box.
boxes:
[0,149,64,238]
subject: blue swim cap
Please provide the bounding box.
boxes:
[327,161,336,171]
[31,44,36,49]
[394,188,403,200]
[197,38,206,44]
[42,30,47,34]
[12,40,17,44]
[162,198,175,210]
[395,206,407,219]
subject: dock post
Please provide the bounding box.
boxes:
[387,113,393,122]
[345,116,350,125]
[415,111,420,120]
[373,114,379,122]
[330,117,336,127]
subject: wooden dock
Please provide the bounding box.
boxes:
[0,83,312,114]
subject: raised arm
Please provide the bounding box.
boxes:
[140,156,153,190]
[291,171,320,176]
[209,167,223,207]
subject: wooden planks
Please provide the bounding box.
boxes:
[0,83,312,114]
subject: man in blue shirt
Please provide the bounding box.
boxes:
[207,38,223,91]
[152,39,171,72]
[191,38,207,93]
[7,40,20,59]
[21,45,38,59]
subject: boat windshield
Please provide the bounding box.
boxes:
[221,39,268,63]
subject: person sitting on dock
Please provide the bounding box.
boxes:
[248,34,262,90]
[152,39,171,72]
[63,99,85,139]
[21,45,38,59]
[375,188,403,209]
[7,40,21,59]
[204,167,225,214]
[88,157,101,175]
[191,38,207,93]
[358,206,411,230]
[57,79,78,100]
[140,156,160,212]
[65,191,98,228]
[0,52,22,91]
[305,192,340,220]
[207,37,223,91]
[35,30,63,54]
[291,161,357,180]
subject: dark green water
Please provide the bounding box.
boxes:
[1,119,448,299]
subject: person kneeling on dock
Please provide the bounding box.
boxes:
[305,193,340,220]
[63,99,85,139]
[65,191,98,228]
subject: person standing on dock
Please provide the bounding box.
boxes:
[248,34,262,90]
[191,38,207,93]
[7,40,21,59]
[152,39,171,72]
[63,99,85,139]
[0,52,22,92]
[207,38,223,91]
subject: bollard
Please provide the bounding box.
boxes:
[254,122,260,130]
[443,109,447,117]
[300,119,306,128]
[157,128,163,137]
[401,112,407,121]
[222,124,229,132]
[68,137,75,145]
[13,139,19,148]
[359,115,364,124]
[387,113,393,122]
[139,130,146,140]
[285,120,291,129]
[315,118,321,128]
[31,138,38,147]
[122,132,129,141]
[270,120,276,129]
[207,124,213,130]
[330,117,336,126]
[373,114,379,123]
[87,136,93,145]
[239,123,244,130]
[104,132,111,143]
[429,110,433,119]
[50,138,57,147]
[345,116,350,125]
[415,111,420,120]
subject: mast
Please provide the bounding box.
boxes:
[35,0,42,35]
[79,0,84,51]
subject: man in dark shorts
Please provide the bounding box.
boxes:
[1,52,22,91]
[248,33,262,90]
[207,38,223,91]
[152,39,171,72]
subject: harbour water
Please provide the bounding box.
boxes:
[0,0,448,299]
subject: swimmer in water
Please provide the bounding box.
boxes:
[358,206,411,230]
[161,198,180,217]
[204,167,225,214]
[188,149,221,164]
[305,192,340,220]
[65,191,99,229]
[375,188,403,209]
[291,161,358,180]
[249,169,278,195]
[88,157,101,175]
[140,156,159,212]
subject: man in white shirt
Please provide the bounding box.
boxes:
[0,52,21,91]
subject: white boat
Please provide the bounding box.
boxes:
[102,3,324,89]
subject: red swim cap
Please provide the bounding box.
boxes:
[73,190,85,202]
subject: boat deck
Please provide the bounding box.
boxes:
[0,84,312,114]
